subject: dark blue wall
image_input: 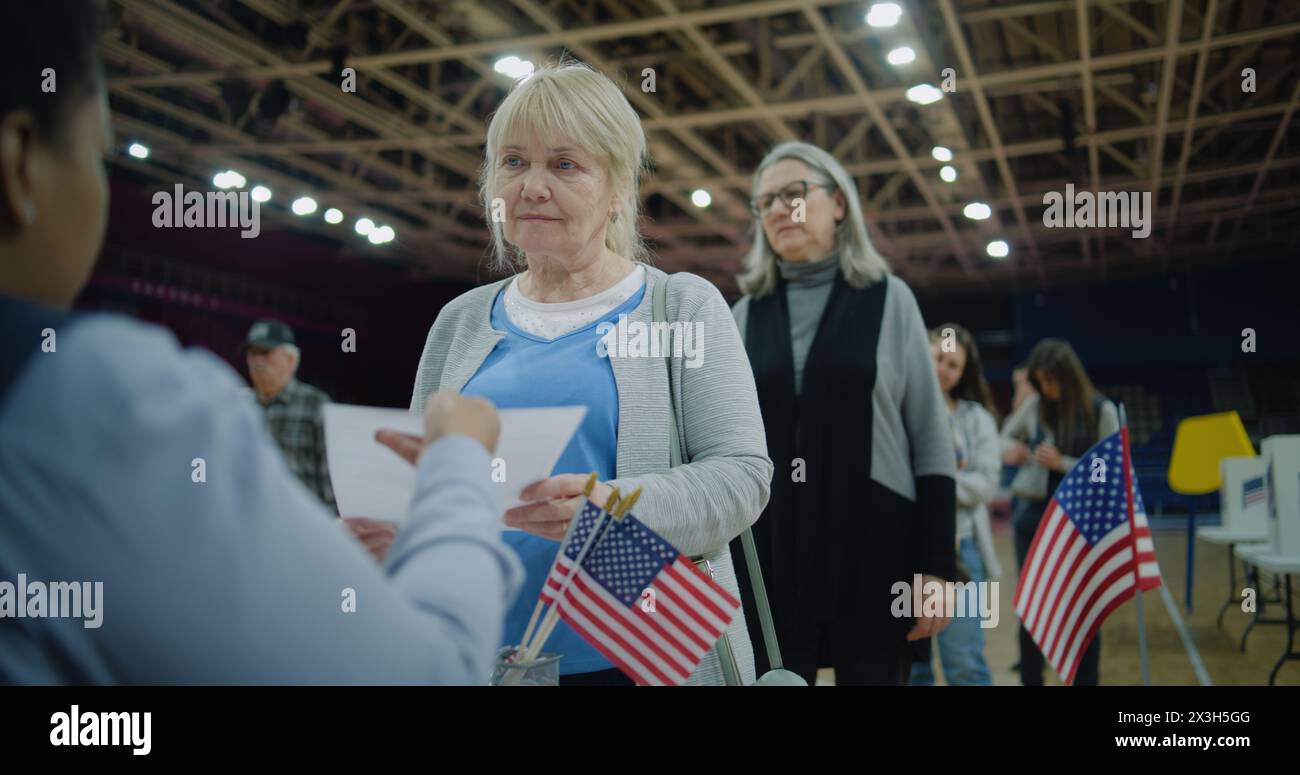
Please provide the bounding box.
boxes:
[1008,258,1300,370]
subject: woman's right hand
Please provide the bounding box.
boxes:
[1033,442,1063,473]
[1003,440,1031,466]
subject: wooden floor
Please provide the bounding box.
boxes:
[817,518,1299,686]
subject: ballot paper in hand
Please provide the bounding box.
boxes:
[323,403,587,524]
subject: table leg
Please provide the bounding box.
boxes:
[1242,563,1258,653]
[1267,574,1295,686]
[1185,497,1197,612]
[1216,544,1237,630]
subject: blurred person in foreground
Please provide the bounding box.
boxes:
[0,0,520,684]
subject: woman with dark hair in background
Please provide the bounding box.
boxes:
[910,324,1002,686]
[1001,338,1118,686]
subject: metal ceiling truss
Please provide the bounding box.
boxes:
[104,0,1300,291]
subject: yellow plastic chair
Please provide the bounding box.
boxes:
[1167,411,1256,610]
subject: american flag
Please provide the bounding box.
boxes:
[1013,429,1163,685]
[539,499,609,606]
[552,508,740,686]
[1242,476,1267,509]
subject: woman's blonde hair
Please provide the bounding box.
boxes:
[737,141,890,298]
[480,58,649,272]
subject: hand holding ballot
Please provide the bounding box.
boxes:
[346,391,503,561]
[346,392,604,546]
[373,391,501,464]
[363,399,621,544]
[325,398,587,526]
[420,391,502,456]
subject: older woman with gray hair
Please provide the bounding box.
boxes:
[409,61,772,686]
[730,141,957,685]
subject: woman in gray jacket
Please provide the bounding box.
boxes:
[410,61,771,685]
[1001,338,1118,686]
[732,142,957,685]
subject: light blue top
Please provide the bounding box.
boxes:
[461,282,646,675]
[0,310,523,684]
[411,266,771,685]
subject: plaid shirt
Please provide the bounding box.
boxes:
[258,378,335,512]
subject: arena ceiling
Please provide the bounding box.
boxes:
[104,0,1300,294]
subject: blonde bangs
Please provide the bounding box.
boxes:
[487,76,596,167]
[479,59,649,272]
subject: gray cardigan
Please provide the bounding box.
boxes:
[410,265,773,686]
[952,399,1004,579]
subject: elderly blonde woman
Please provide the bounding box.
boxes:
[729,142,956,686]
[409,61,772,686]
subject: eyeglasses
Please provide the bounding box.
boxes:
[749,179,835,216]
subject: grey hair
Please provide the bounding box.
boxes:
[280,343,300,371]
[480,58,650,273]
[737,141,891,299]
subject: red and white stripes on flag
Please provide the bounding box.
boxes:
[1013,429,1162,684]
[557,556,738,685]
[548,511,740,686]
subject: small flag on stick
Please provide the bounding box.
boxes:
[551,507,740,686]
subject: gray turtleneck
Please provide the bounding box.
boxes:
[775,253,839,394]
[731,259,958,580]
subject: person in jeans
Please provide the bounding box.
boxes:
[1001,339,1118,686]
[911,324,1001,686]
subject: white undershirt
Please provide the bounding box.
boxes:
[503,265,646,340]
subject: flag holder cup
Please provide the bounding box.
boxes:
[492,475,643,686]
[490,646,561,686]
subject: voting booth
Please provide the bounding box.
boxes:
[1200,456,1270,628]
[1236,434,1300,684]
[1213,456,1271,540]
[1260,435,1300,555]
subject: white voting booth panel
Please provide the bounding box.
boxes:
[1261,434,1300,555]
[1219,456,1270,535]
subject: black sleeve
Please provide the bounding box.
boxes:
[914,473,957,582]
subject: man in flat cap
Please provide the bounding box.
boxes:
[244,319,335,512]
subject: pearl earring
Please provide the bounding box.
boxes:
[21,201,36,224]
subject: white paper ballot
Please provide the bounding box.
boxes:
[323,403,587,524]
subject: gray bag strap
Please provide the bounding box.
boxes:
[651,273,787,678]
